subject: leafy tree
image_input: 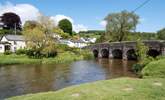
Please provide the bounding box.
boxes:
[157,28,165,40]
[23,15,57,58]
[58,19,73,36]
[136,39,149,62]
[52,27,70,39]
[105,10,139,42]
[1,12,22,30]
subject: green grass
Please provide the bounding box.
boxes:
[142,59,165,78]
[7,78,165,100]
[0,54,41,65]
[0,52,84,65]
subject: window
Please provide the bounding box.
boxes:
[0,46,2,50]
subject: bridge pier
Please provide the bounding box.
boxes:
[162,47,165,56]
[109,49,113,59]
[98,50,102,58]
[122,47,128,60]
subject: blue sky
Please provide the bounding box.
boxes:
[0,0,165,32]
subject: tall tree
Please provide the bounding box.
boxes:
[157,28,165,40]
[58,19,73,36]
[1,12,22,30]
[105,10,139,42]
[23,15,57,58]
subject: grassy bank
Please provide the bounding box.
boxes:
[142,58,165,78]
[8,78,165,100]
[0,51,87,65]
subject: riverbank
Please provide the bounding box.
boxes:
[7,78,165,100]
[0,51,88,65]
[7,59,165,100]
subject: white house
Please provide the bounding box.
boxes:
[59,39,76,47]
[71,40,88,48]
[0,35,26,53]
[59,39,88,48]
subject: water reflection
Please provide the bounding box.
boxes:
[0,59,136,99]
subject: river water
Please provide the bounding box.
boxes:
[0,59,137,99]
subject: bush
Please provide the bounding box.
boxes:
[132,56,155,74]
[80,50,94,60]
[4,50,12,55]
[132,63,145,73]
[16,49,27,55]
[26,49,42,59]
[142,59,165,78]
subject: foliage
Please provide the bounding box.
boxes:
[127,32,156,41]
[0,52,83,65]
[58,19,73,36]
[136,39,149,62]
[42,51,82,64]
[157,28,165,40]
[142,59,165,78]
[23,15,57,58]
[79,30,104,35]
[4,50,12,55]
[52,27,70,39]
[0,29,22,35]
[0,12,22,30]
[132,39,151,73]
[41,40,57,58]
[80,50,94,60]
[8,78,165,100]
[15,49,27,55]
[104,10,139,42]
[0,54,41,65]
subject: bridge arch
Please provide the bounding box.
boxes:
[147,49,160,58]
[93,49,99,58]
[126,49,137,60]
[101,49,109,58]
[112,49,123,59]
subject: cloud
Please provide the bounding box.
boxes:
[51,14,88,33]
[100,20,107,27]
[73,24,88,33]
[0,2,88,33]
[0,2,41,24]
[50,15,74,26]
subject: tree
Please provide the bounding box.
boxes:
[58,19,73,36]
[157,28,165,40]
[105,10,139,42]
[23,15,57,58]
[1,12,22,30]
[52,27,70,39]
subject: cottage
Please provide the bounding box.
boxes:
[0,35,26,53]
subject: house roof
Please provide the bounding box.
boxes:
[4,35,25,41]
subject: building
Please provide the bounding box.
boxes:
[0,35,26,53]
[59,39,88,48]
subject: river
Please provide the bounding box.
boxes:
[0,59,137,99]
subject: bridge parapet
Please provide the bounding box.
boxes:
[84,40,165,60]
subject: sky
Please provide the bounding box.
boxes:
[0,0,165,32]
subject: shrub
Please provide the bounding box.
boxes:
[142,59,165,78]
[26,49,42,59]
[132,63,145,73]
[16,49,27,55]
[80,50,94,60]
[4,50,12,55]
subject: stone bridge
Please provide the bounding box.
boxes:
[84,40,165,60]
